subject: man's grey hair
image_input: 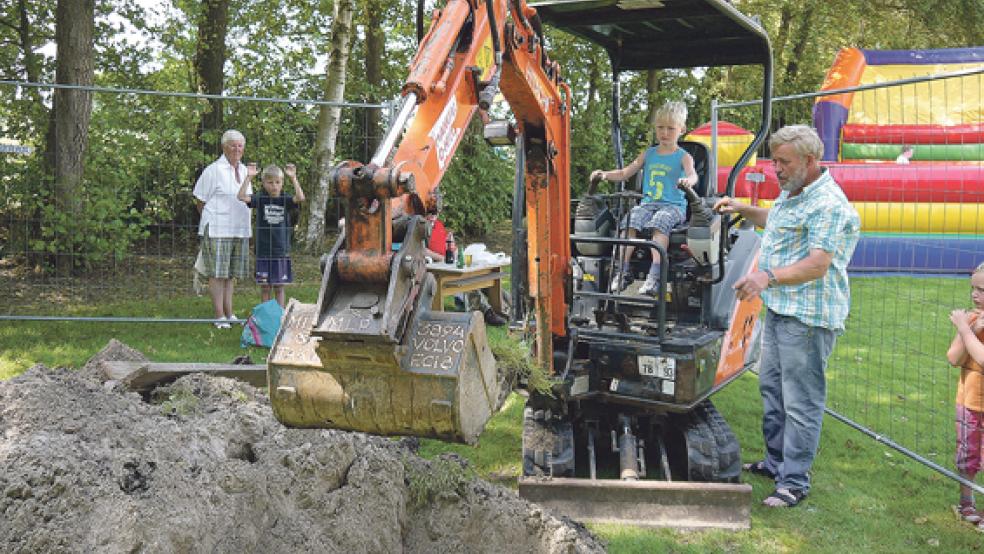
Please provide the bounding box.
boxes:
[768,125,824,160]
[221,129,246,146]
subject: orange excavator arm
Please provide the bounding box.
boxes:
[329,0,571,368]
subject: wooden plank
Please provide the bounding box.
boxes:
[100,361,268,392]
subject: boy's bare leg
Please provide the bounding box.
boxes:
[273,285,286,307]
[261,285,272,304]
[640,232,670,295]
[622,228,638,266]
[650,232,669,270]
[610,228,640,292]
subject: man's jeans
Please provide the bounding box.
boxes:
[758,310,837,492]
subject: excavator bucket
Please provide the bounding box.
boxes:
[267,219,500,444]
[517,477,751,530]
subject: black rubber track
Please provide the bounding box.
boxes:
[667,400,741,482]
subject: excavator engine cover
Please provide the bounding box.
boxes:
[267,219,500,444]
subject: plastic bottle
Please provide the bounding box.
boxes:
[456,245,465,268]
[445,232,455,264]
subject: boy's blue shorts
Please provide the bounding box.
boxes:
[255,258,293,285]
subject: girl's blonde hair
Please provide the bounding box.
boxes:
[654,101,688,128]
[975,261,984,274]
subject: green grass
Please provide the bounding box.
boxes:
[0,284,322,377]
[2,276,983,552]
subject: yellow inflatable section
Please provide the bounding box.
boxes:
[849,64,984,126]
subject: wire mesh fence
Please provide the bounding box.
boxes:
[715,68,984,490]
[4,68,984,492]
[0,82,389,319]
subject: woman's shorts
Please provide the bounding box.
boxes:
[627,202,686,236]
[200,234,250,280]
[255,258,293,285]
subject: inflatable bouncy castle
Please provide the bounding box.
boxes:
[814,47,984,163]
[715,47,984,274]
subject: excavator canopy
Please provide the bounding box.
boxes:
[530,0,771,70]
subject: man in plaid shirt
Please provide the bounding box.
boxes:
[714,125,860,508]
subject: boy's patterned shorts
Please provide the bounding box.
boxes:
[626,202,685,236]
[201,235,250,280]
[956,404,984,474]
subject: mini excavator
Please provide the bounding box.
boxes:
[267,0,773,529]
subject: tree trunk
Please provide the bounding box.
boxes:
[645,69,662,131]
[772,2,793,73]
[15,0,42,91]
[194,0,230,156]
[776,1,818,130]
[364,0,385,157]
[305,0,355,249]
[52,0,94,274]
[781,2,818,90]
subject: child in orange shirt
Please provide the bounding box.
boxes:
[947,261,984,528]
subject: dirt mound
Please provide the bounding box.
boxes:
[0,354,604,553]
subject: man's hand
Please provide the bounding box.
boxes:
[733,270,770,301]
[246,162,258,179]
[713,196,740,214]
[284,163,297,179]
[590,169,605,184]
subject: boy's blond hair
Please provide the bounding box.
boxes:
[261,164,283,180]
[974,261,984,274]
[654,101,688,129]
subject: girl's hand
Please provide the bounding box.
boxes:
[952,309,972,331]
[284,163,297,179]
[973,310,984,333]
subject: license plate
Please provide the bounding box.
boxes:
[638,355,675,379]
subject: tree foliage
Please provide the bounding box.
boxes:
[0,0,980,268]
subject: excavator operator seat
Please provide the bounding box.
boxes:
[628,140,711,255]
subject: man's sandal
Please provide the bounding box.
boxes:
[742,460,777,480]
[954,503,982,524]
[763,487,807,508]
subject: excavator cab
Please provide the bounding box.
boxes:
[518,0,773,529]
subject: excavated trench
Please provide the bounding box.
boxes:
[0,341,604,553]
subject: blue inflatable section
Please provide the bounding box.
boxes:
[850,235,984,275]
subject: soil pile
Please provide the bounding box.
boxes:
[0,342,604,553]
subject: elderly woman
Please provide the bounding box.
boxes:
[193,129,256,328]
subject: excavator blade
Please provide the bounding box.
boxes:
[267,221,500,444]
[517,477,751,530]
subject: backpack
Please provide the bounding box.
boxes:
[240,299,285,348]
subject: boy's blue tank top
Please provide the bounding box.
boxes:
[641,147,687,211]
